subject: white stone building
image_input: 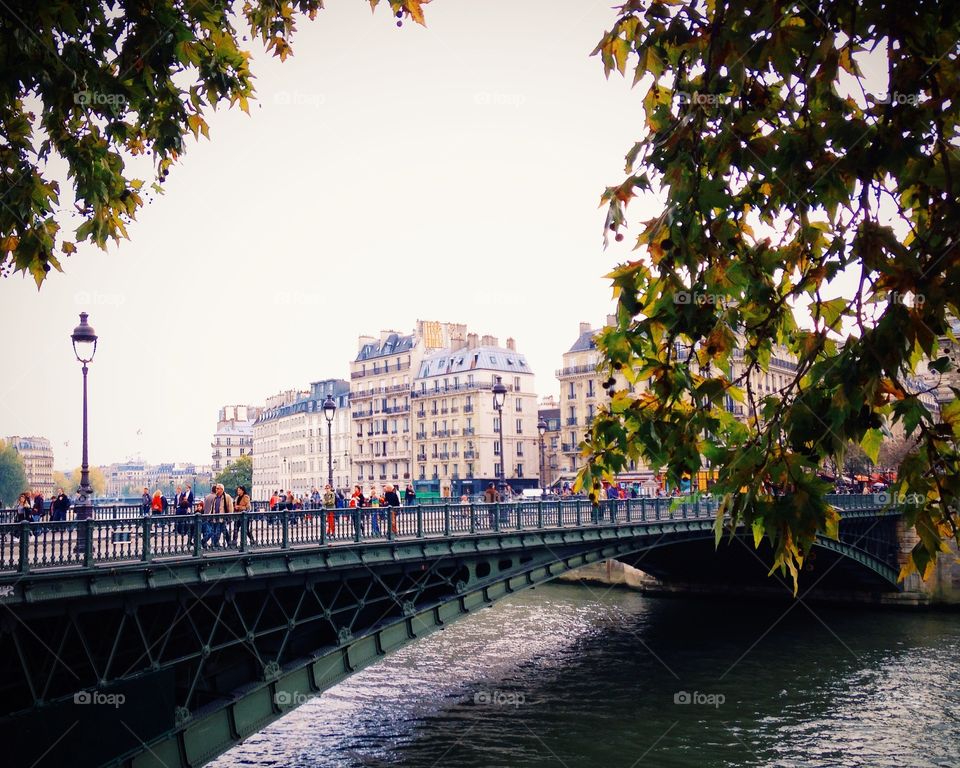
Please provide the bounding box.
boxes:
[211,405,261,475]
[252,380,351,501]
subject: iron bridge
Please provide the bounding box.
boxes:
[0,494,902,768]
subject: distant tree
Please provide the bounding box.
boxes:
[69,466,107,497]
[52,470,76,494]
[0,440,28,506]
[214,455,253,494]
[878,435,916,472]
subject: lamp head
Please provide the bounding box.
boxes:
[492,375,507,410]
[322,393,337,422]
[71,312,98,363]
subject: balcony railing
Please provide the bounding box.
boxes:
[566,417,578,425]
[556,364,598,377]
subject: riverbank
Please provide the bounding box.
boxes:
[558,557,960,608]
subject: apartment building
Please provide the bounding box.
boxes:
[412,334,539,498]
[349,321,466,488]
[252,381,351,501]
[211,405,261,474]
[6,436,55,496]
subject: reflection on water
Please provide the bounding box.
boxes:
[210,584,960,768]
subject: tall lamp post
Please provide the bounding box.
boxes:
[322,393,336,488]
[537,417,547,496]
[71,313,98,522]
[492,375,507,497]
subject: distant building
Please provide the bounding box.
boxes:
[252,380,351,501]
[350,321,466,490]
[212,405,262,475]
[537,397,561,490]
[412,334,539,498]
[6,436,54,496]
[555,319,801,488]
[102,461,212,498]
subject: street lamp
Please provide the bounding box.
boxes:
[71,312,98,524]
[322,393,336,488]
[537,417,548,495]
[492,375,507,496]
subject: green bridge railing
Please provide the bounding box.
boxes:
[0,494,892,575]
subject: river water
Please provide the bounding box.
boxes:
[210,583,960,768]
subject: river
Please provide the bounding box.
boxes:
[209,582,960,767]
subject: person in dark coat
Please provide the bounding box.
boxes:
[51,488,71,522]
[32,492,45,522]
[383,483,400,534]
[140,487,151,515]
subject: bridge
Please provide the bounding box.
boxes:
[0,495,904,768]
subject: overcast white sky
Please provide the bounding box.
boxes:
[1,0,659,469]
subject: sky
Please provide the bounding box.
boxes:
[1,0,659,469]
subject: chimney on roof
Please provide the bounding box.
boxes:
[506,337,516,351]
[358,335,375,351]
[467,333,479,349]
[579,322,592,335]
[481,334,498,347]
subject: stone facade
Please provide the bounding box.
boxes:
[252,381,351,501]
[349,321,465,491]
[6,436,54,497]
[411,335,539,497]
[211,405,261,475]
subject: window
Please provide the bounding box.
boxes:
[226,448,232,457]
[495,462,502,476]
[514,377,520,390]
[515,397,522,411]
[586,380,595,397]
[494,442,501,455]
[516,442,524,456]
[516,463,524,477]
[419,466,426,480]
[493,417,501,432]
[516,418,523,433]
[568,382,575,399]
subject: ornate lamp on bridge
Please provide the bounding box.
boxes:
[492,375,507,496]
[322,393,336,488]
[537,416,548,495]
[70,312,98,523]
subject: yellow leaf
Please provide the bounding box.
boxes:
[406,0,429,26]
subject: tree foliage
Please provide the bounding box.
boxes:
[582,0,960,588]
[0,440,28,506]
[0,0,428,285]
[214,455,253,494]
[57,466,107,497]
